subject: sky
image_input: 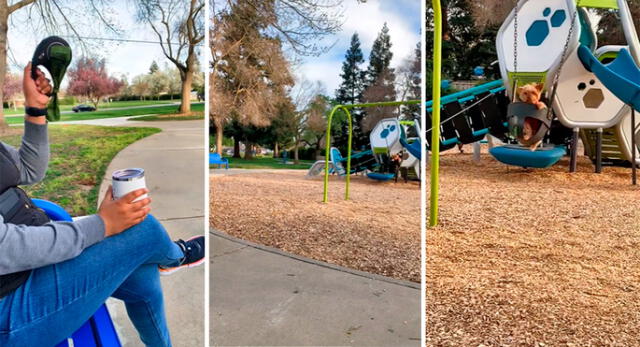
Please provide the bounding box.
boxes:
[6,0,205,84]
[293,0,422,95]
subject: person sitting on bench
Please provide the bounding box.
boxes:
[0,63,205,346]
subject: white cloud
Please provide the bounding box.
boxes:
[5,0,200,82]
[295,0,420,96]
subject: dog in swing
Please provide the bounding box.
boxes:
[517,82,546,150]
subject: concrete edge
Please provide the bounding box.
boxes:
[210,229,421,290]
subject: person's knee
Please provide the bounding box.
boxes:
[124,214,171,248]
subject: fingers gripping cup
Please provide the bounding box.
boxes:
[112,168,147,202]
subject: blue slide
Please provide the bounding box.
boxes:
[400,138,422,160]
[577,45,640,112]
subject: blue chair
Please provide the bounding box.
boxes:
[32,199,122,347]
[209,152,229,169]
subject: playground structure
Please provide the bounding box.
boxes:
[428,0,640,226]
[308,117,421,181]
[315,100,422,203]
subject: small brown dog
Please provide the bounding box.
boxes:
[517,83,546,150]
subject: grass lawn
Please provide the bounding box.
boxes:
[6,103,204,124]
[3,100,175,116]
[0,125,160,216]
[212,156,315,170]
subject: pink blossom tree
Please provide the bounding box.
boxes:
[67,57,123,110]
[3,73,21,110]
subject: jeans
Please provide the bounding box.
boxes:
[0,215,183,347]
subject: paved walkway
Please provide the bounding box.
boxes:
[98,120,205,346]
[210,231,421,346]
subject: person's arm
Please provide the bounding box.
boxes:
[0,214,105,275]
[1,121,49,185]
[3,63,53,185]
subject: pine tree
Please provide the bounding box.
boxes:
[362,23,398,132]
[149,61,159,74]
[366,23,394,86]
[334,33,367,152]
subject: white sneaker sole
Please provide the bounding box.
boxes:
[159,235,205,276]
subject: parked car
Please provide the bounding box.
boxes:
[72,104,96,113]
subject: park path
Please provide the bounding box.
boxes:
[210,229,421,346]
[98,120,205,347]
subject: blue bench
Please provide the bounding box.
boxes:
[33,199,122,347]
[209,153,229,169]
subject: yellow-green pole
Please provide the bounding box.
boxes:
[429,0,443,227]
[344,107,353,200]
[323,105,340,203]
[322,100,422,203]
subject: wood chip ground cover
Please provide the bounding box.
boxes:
[428,149,640,346]
[210,170,420,282]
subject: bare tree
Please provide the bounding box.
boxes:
[210,0,347,155]
[466,0,516,30]
[210,0,294,157]
[303,94,330,160]
[290,78,324,163]
[0,0,117,133]
[137,0,204,114]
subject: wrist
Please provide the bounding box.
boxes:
[25,106,48,117]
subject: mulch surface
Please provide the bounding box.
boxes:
[211,170,420,282]
[428,149,640,346]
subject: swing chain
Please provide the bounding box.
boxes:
[546,4,579,120]
[513,0,518,74]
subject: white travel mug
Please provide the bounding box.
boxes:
[112,168,148,202]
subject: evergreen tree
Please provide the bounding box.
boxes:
[362,23,398,132]
[425,0,502,100]
[366,23,394,86]
[149,61,159,74]
[334,33,367,151]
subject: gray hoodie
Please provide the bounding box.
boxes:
[0,121,105,275]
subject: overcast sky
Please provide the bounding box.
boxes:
[6,0,204,83]
[293,0,421,95]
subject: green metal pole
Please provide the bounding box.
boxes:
[429,0,443,227]
[323,105,340,203]
[344,107,353,200]
[322,99,422,203]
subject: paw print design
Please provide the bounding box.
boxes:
[576,79,604,109]
[380,124,397,139]
[525,7,567,47]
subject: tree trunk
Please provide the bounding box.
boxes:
[294,138,300,164]
[274,143,279,158]
[0,5,9,134]
[179,68,193,114]
[233,137,241,158]
[244,143,254,160]
[216,125,223,155]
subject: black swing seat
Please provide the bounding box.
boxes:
[507,102,551,146]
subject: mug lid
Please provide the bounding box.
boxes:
[112,168,145,181]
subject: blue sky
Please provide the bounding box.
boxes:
[293,0,421,95]
[6,0,204,84]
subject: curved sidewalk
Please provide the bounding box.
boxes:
[98,120,205,346]
[210,230,421,346]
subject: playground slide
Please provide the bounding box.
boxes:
[400,138,421,161]
[306,160,335,178]
[577,45,640,112]
[330,147,377,176]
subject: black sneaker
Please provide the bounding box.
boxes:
[159,235,205,275]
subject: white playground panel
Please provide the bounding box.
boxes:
[370,118,404,155]
[370,118,420,178]
[496,0,579,92]
[554,45,629,128]
[496,0,640,165]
